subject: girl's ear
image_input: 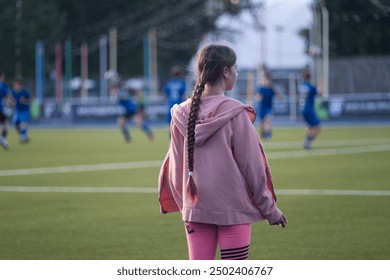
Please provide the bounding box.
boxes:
[223,67,230,79]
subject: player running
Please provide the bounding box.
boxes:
[0,70,11,150]
[11,76,31,144]
[298,70,322,149]
[164,66,186,124]
[113,83,153,142]
[255,70,282,140]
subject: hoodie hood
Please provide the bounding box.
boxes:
[171,95,256,146]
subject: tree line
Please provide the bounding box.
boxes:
[1,0,389,84]
[0,0,250,83]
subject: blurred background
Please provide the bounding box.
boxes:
[1,0,389,125]
[1,0,390,261]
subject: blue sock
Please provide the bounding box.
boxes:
[141,122,152,135]
[20,128,28,142]
[305,135,315,145]
[265,130,272,139]
[122,127,130,141]
[1,129,7,138]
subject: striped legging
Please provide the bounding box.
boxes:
[184,222,251,260]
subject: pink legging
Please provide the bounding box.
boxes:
[184,222,251,260]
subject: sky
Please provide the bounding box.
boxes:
[216,0,313,69]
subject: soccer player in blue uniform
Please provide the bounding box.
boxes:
[298,70,322,149]
[255,72,281,140]
[114,84,153,142]
[11,76,31,144]
[164,66,186,123]
[0,70,11,150]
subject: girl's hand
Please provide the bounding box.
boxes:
[271,214,288,228]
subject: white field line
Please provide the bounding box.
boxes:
[0,186,157,193]
[0,160,163,177]
[277,189,390,196]
[266,144,390,159]
[1,143,390,177]
[262,138,390,149]
[0,186,389,196]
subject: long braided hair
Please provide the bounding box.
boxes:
[186,44,237,202]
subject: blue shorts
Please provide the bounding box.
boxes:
[0,111,7,122]
[257,107,272,121]
[122,111,136,119]
[13,110,30,126]
[302,110,320,127]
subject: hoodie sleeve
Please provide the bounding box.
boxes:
[232,110,282,224]
[158,151,178,213]
[169,122,185,205]
[158,122,184,213]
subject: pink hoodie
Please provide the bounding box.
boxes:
[158,95,282,225]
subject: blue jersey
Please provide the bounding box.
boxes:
[256,86,275,120]
[0,82,10,112]
[164,79,186,108]
[118,89,137,115]
[298,81,317,113]
[12,88,31,112]
[257,86,275,110]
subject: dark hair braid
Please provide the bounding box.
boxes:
[186,44,236,203]
[186,82,205,202]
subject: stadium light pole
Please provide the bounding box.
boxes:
[311,0,329,98]
[248,2,266,88]
[15,0,23,75]
[109,27,117,99]
[275,25,284,68]
[80,42,88,100]
[143,28,158,97]
[310,0,322,86]
[258,6,267,88]
[65,39,72,100]
[109,28,117,74]
[35,41,44,102]
[55,42,63,103]
[143,33,150,96]
[256,3,267,67]
[321,1,329,99]
[150,28,158,96]
[99,36,108,101]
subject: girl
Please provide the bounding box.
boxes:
[255,69,282,141]
[0,70,11,149]
[298,70,322,150]
[158,44,287,260]
[11,76,31,143]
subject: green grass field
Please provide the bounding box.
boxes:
[0,124,389,260]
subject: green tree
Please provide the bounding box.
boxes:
[299,0,390,57]
[0,0,258,86]
[327,0,390,56]
[56,0,251,80]
[0,0,66,78]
